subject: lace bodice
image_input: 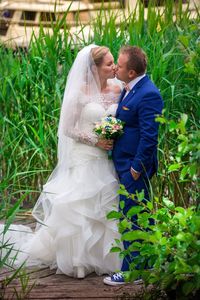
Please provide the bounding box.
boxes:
[66,92,120,146]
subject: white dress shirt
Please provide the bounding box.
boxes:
[123,74,146,99]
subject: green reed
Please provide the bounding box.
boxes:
[0,0,199,208]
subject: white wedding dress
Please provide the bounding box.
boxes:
[0,92,121,278]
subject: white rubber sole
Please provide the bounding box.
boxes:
[103,276,126,286]
[103,277,143,286]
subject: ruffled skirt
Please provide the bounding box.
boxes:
[1,145,121,277]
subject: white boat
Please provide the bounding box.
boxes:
[0,0,198,49]
[0,0,96,48]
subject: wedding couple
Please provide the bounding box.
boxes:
[1,44,163,286]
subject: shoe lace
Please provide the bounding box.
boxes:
[113,272,123,280]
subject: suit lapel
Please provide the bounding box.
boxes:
[116,88,126,116]
[117,75,149,113]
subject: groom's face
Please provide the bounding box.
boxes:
[116,53,130,83]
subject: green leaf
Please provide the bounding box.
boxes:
[162,198,175,209]
[169,120,177,131]
[178,118,187,134]
[188,164,197,178]
[140,244,156,256]
[118,188,129,197]
[146,201,153,211]
[122,231,149,242]
[176,232,193,242]
[119,200,125,210]
[192,265,200,273]
[174,213,187,227]
[168,163,181,172]
[155,116,166,124]
[107,210,122,220]
[177,134,188,142]
[181,113,188,126]
[110,246,121,253]
[178,35,189,48]
[184,61,196,75]
[114,239,121,245]
[128,242,142,251]
[153,230,162,241]
[127,206,143,218]
[138,212,151,229]
[178,141,188,153]
[136,190,145,201]
[175,207,185,214]
[160,237,167,245]
[180,166,189,180]
[120,219,132,230]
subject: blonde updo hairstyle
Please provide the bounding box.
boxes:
[91,46,110,67]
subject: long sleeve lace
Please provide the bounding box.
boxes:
[62,91,120,147]
[65,128,98,146]
[62,98,99,146]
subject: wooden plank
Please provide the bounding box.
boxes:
[0,17,90,27]
[0,217,153,299]
[1,265,147,299]
[3,275,145,299]
[0,267,54,281]
[0,1,93,13]
[90,2,121,10]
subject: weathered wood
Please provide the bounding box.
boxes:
[0,1,93,13]
[1,270,145,299]
[1,266,146,299]
[0,261,145,298]
[0,217,158,299]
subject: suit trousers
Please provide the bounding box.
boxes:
[118,170,150,272]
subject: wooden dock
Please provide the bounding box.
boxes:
[0,267,148,299]
[0,215,152,300]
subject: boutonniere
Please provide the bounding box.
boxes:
[122,106,130,111]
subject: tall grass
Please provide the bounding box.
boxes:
[0,0,199,208]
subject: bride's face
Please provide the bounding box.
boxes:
[97,52,115,80]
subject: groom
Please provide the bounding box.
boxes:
[103,46,163,286]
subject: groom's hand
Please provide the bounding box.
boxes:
[96,139,113,151]
[130,167,141,180]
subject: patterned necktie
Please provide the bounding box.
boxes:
[121,83,130,101]
[123,83,130,91]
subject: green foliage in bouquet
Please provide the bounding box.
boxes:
[108,187,200,299]
[93,115,125,140]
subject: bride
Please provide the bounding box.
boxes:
[0,44,122,278]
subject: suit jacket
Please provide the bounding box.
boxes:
[112,75,163,178]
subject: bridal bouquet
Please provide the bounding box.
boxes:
[93,115,124,159]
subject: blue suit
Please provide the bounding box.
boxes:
[112,75,163,271]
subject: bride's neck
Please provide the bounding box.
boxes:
[100,79,107,92]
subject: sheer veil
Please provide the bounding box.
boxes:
[32,44,103,222]
[57,44,100,166]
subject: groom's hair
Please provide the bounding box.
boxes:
[119,46,147,75]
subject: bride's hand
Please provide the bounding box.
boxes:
[96,139,113,151]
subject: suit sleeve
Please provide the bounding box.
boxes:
[131,92,163,173]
